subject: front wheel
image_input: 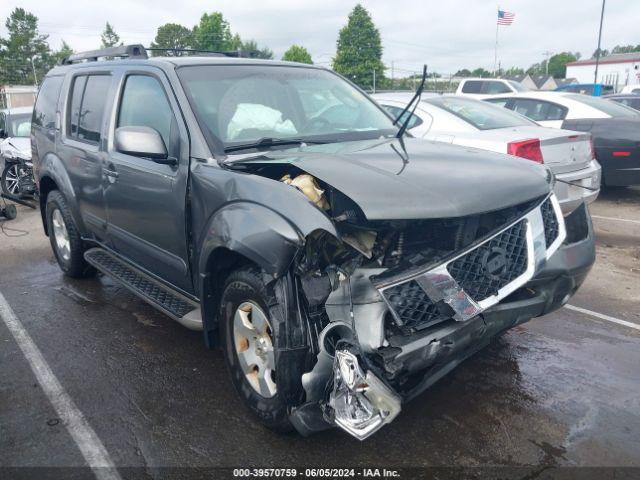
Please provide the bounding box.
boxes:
[45,190,95,278]
[1,163,22,196]
[220,267,297,432]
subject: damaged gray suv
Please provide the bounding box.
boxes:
[32,45,595,440]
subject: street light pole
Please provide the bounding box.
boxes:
[594,0,606,85]
[30,56,38,86]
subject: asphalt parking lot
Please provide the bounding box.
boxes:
[1,188,639,476]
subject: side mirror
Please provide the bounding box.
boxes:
[114,126,174,164]
[0,128,6,139]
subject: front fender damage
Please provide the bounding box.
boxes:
[236,164,587,441]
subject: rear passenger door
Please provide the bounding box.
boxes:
[104,68,192,293]
[59,72,113,238]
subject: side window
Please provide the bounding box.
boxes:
[77,76,111,143]
[68,76,87,137]
[481,81,511,94]
[117,75,175,151]
[511,99,567,121]
[461,81,482,94]
[544,102,568,120]
[33,76,63,129]
[382,105,424,129]
[67,74,111,143]
[485,98,509,107]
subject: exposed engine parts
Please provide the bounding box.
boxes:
[240,164,571,440]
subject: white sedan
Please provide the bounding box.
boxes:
[372,93,601,214]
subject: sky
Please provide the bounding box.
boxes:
[1,0,638,76]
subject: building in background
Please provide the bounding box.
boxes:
[0,85,38,110]
[566,53,640,91]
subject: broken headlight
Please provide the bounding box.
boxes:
[329,349,401,440]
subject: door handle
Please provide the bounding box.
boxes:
[103,168,119,179]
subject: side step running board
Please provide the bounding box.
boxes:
[84,248,203,330]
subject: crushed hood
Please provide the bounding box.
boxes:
[229,138,552,220]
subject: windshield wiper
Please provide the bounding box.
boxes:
[395,64,428,139]
[224,137,325,153]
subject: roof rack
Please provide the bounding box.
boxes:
[146,48,255,58]
[61,44,147,65]
[61,44,258,65]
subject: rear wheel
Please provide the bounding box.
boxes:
[220,267,296,432]
[45,190,95,278]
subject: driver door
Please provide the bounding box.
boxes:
[104,68,193,294]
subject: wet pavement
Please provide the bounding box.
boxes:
[1,188,639,473]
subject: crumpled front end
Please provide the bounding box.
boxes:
[286,190,594,440]
[231,158,594,440]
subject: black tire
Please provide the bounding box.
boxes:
[1,163,22,197]
[45,190,95,278]
[220,266,296,432]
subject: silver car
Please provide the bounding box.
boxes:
[374,93,601,214]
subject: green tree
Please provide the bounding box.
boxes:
[52,40,73,65]
[547,52,579,78]
[454,69,471,77]
[333,4,384,89]
[0,8,53,84]
[611,44,640,54]
[471,67,491,77]
[282,45,313,64]
[150,23,193,55]
[242,39,273,59]
[504,66,525,76]
[100,22,121,48]
[193,12,235,51]
[592,48,609,58]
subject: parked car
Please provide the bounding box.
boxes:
[33,45,595,440]
[373,93,601,214]
[485,91,640,186]
[603,93,640,111]
[554,83,614,96]
[0,106,35,196]
[455,77,529,98]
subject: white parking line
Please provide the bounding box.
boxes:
[565,304,640,332]
[591,215,640,225]
[0,291,121,480]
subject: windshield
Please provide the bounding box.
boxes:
[427,96,534,130]
[568,94,640,118]
[8,113,32,137]
[177,65,397,151]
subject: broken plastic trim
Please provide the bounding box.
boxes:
[329,350,401,440]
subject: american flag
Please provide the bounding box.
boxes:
[497,10,515,25]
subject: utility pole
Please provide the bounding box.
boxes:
[391,61,394,90]
[372,69,376,93]
[30,56,38,86]
[542,51,553,75]
[493,6,500,74]
[594,0,606,84]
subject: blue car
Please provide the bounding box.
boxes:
[555,83,614,96]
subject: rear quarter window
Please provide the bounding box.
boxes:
[33,76,64,129]
[461,81,483,94]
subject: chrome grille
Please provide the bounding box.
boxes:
[379,194,566,330]
[381,280,444,331]
[541,197,560,248]
[446,219,529,302]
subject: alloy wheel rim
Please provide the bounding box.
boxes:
[233,301,277,398]
[52,209,71,261]
[4,165,21,195]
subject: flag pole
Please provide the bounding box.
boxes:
[493,6,500,75]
